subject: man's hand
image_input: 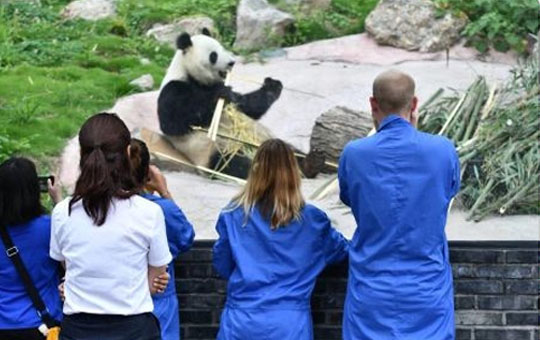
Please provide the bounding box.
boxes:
[146,165,172,199]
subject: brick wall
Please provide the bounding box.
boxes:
[175,241,539,340]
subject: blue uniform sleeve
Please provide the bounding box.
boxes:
[449,146,461,198]
[212,213,235,279]
[314,208,349,264]
[162,199,195,258]
[338,148,351,207]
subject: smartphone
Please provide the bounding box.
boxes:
[38,175,54,193]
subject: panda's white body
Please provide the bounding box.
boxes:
[157,32,283,178]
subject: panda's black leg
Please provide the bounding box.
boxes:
[295,149,326,179]
[209,152,252,180]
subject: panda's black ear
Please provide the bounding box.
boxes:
[177,33,192,51]
[202,28,211,37]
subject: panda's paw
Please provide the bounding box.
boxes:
[263,77,283,95]
[217,85,234,101]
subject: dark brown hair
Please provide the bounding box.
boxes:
[129,138,151,191]
[70,113,135,226]
[0,157,44,227]
[232,138,304,229]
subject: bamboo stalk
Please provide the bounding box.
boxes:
[419,88,444,112]
[153,151,246,185]
[499,180,536,215]
[208,72,232,141]
[462,80,487,142]
[438,92,467,136]
[231,74,326,99]
[467,178,495,220]
[309,175,339,200]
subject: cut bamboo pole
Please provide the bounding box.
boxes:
[153,151,246,185]
[310,175,339,201]
[438,92,467,136]
[231,74,325,99]
[208,72,232,141]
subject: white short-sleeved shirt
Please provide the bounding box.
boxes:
[50,196,172,315]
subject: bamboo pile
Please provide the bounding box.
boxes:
[418,57,539,221]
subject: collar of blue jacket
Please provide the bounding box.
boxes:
[377,114,412,132]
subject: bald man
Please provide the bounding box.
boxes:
[338,70,460,340]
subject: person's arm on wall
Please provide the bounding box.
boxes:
[164,200,196,256]
[317,209,349,265]
[148,208,173,294]
[212,213,235,279]
[338,149,351,207]
[449,145,461,199]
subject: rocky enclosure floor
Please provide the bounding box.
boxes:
[59,34,539,240]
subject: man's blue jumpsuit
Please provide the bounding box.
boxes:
[338,115,460,340]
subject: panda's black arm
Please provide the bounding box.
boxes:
[226,78,283,120]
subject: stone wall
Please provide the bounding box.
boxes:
[175,241,539,340]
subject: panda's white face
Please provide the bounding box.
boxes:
[182,35,236,86]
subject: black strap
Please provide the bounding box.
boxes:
[0,226,57,328]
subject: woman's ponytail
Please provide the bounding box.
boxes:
[70,113,134,226]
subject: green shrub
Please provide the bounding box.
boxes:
[280,0,378,47]
[434,0,539,53]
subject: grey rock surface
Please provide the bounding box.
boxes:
[129,74,154,91]
[365,0,467,52]
[234,0,295,50]
[310,106,372,165]
[58,33,534,241]
[61,0,115,21]
[146,16,216,48]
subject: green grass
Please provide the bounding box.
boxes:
[0,0,377,167]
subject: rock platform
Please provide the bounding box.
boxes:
[59,34,539,240]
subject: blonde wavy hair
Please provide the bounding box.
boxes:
[231,139,304,229]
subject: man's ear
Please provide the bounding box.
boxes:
[177,33,193,51]
[370,97,380,129]
[410,96,418,114]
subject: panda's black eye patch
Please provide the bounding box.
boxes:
[209,52,218,65]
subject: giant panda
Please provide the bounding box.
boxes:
[157,29,324,179]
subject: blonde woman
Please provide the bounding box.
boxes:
[213,139,348,340]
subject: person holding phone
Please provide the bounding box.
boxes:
[0,157,63,340]
[129,138,195,340]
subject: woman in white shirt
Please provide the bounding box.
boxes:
[50,113,172,340]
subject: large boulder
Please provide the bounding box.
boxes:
[61,0,115,21]
[365,0,467,52]
[234,0,295,50]
[129,74,154,91]
[146,16,216,49]
[310,106,373,168]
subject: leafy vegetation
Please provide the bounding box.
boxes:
[434,0,539,53]
[419,56,539,218]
